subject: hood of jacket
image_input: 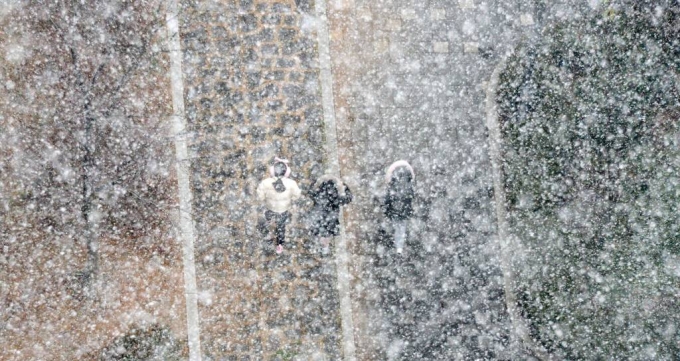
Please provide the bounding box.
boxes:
[313,174,346,194]
[386,160,414,182]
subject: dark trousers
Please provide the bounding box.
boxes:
[263,210,290,245]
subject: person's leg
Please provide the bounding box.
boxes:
[274,212,289,253]
[320,236,331,255]
[393,220,406,253]
[259,211,271,236]
[321,216,342,255]
[275,216,286,245]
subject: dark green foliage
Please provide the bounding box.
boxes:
[99,324,184,361]
[498,3,680,359]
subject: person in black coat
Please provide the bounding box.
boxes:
[383,160,415,254]
[309,175,353,254]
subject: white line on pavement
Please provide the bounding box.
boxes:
[486,60,552,361]
[314,0,358,359]
[166,2,202,360]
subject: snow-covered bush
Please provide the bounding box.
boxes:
[497,3,680,359]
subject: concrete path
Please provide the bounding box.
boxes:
[325,0,593,359]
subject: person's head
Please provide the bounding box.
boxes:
[272,161,288,193]
[320,179,338,195]
[269,157,291,178]
[392,166,413,183]
[273,161,288,178]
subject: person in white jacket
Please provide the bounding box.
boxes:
[256,158,301,254]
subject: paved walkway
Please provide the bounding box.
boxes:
[178,0,342,359]
[326,0,590,359]
[174,0,592,359]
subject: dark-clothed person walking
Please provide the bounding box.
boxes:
[383,160,415,254]
[309,175,352,254]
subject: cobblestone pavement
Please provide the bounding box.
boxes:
[178,0,342,359]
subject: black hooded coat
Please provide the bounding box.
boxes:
[383,167,414,221]
[309,179,352,237]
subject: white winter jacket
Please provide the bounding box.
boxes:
[256,177,302,213]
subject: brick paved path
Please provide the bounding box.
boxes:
[178,0,342,359]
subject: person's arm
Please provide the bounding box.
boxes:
[307,185,317,202]
[340,185,353,205]
[256,180,266,202]
[381,190,392,214]
[291,180,302,201]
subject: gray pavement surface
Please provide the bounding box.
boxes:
[328,0,594,359]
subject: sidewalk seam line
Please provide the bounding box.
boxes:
[486,59,552,361]
[166,2,202,360]
[314,0,358,360]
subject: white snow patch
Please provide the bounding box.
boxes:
[386,339,405,360]
[300,14,319,33]
[197,290,213,306]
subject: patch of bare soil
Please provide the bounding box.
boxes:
[0,235,188,360]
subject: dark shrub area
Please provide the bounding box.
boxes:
[497,2,680,359]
